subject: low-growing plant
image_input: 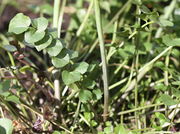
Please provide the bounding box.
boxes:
[0,0,180,134]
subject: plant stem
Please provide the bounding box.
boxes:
[122,62,135,93]
[109,78,128,90]
[67,0,93,48]
[164,48,171,86]
[104,0,132,31]
[94,0,109,121]
[53,0,63,101]
[134,3,141,129]
[76,0,94,37]
[118,103,164,115]
[0,106,4,118]
[107,21,118,63]
[52,69,60,100]
[7,52,15,66]
[72,100,81,132]
[155,0,176,38]
[83,0,132,61]
[53,0,61,28]
[111,45,173,103]
[139,46,173,72]
[58,0,67,38]
[121,46,172,100]
[114,60,127,75]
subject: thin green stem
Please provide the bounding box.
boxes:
[139,46,173,73]
[114,60,128,75]
[83,0,132,61]
[107,21,118,63]
[155,0,177,38]
[53,0,65,102]
[104,0,132,31]
[72,100,81,133]
[141,21,154,28]
[164,48,171,86]
[52,0,61,103]
[53,0,61,28]
[67,0,94,48]
[94,0,109,121]
[109,77,128,90]
[76,0,94,37]
[134,3,141,129]
[118,103,164,115]
[58,0,67,38]
[79,114,90,126]
[111,45,173,103]
[111,21,118,44]
[7,52,15,66]
[122,62,135,93]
